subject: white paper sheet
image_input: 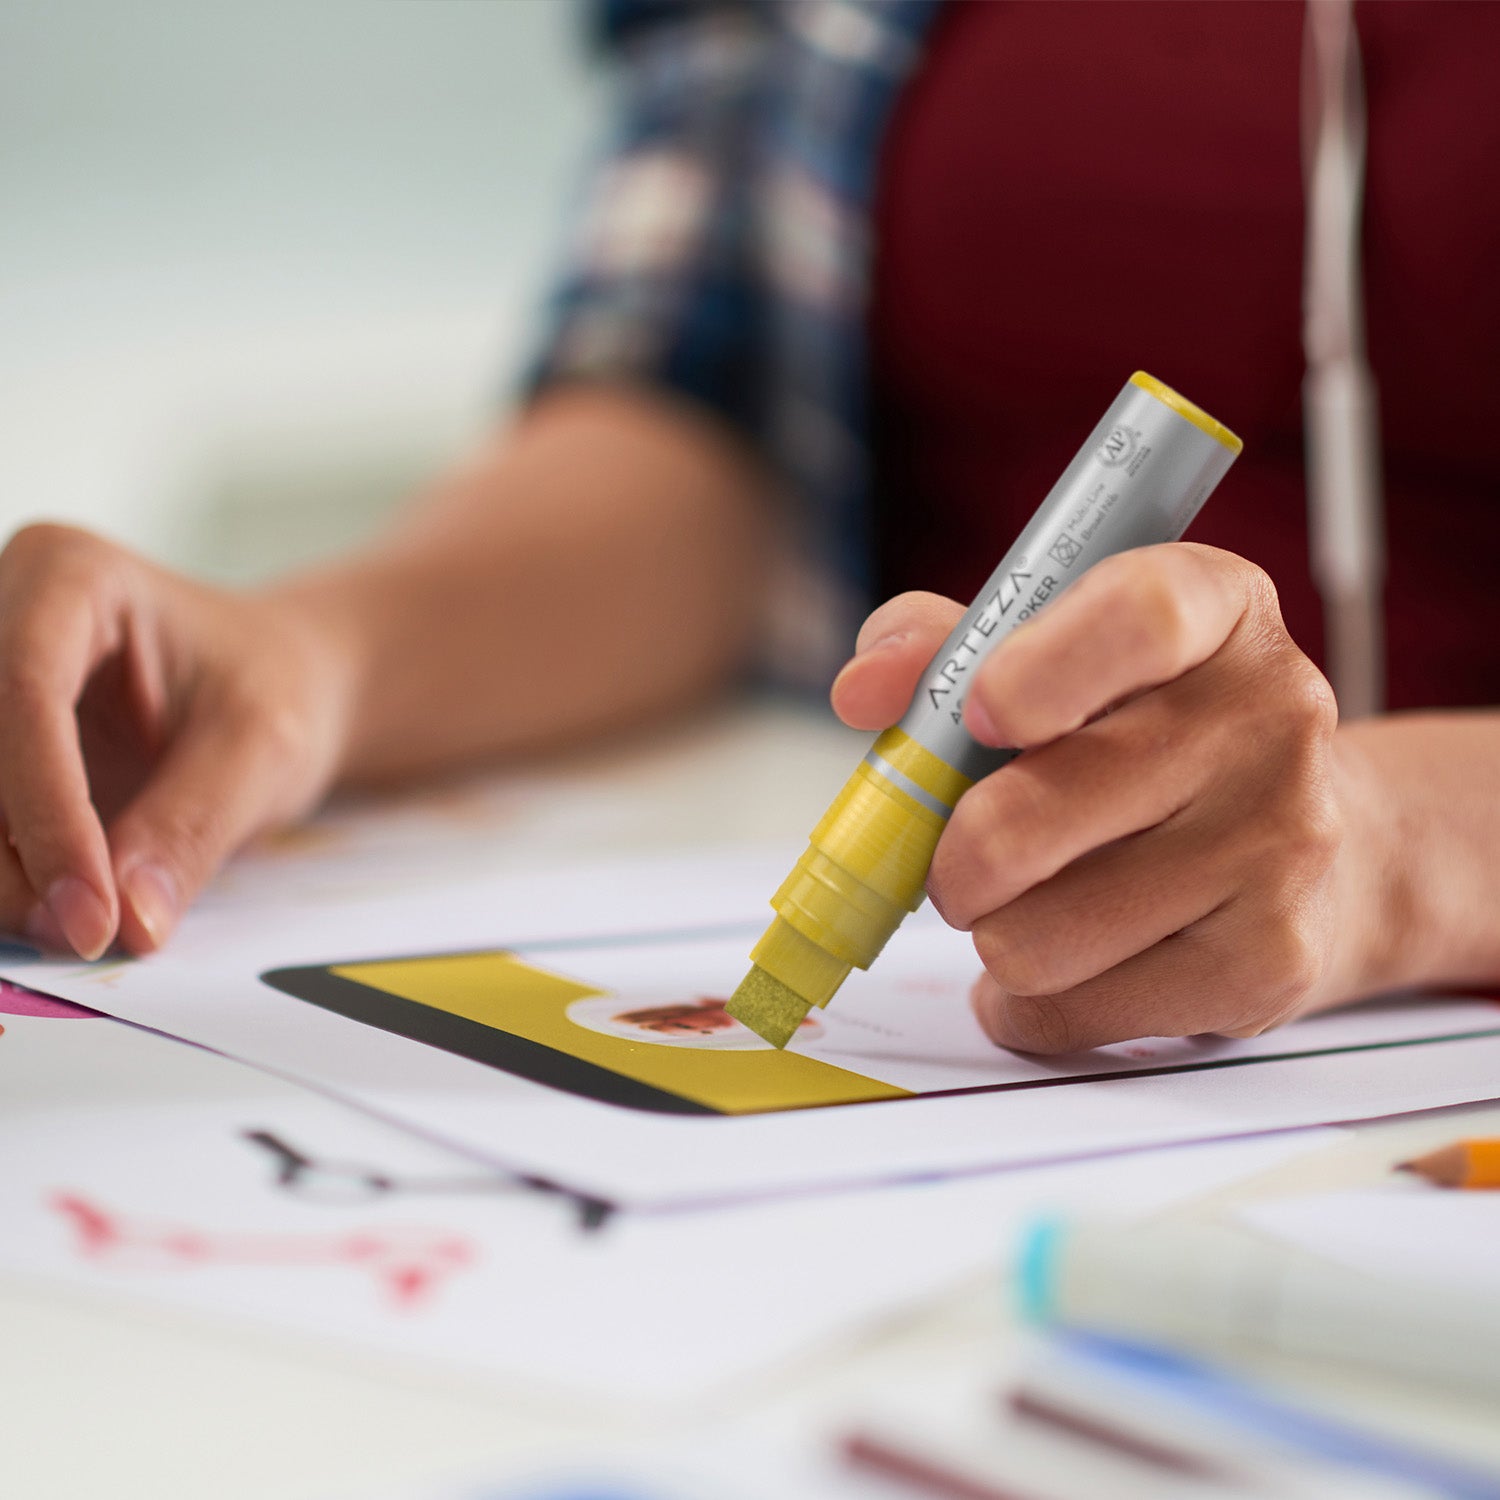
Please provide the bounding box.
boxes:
[0,1089,1331,1402]
[1239,1187,1500,1296]
[0,974,1339,1403]
[5,851,1497,1210]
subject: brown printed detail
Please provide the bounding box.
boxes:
[613,998,738,1036]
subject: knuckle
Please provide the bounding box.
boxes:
[1139,577,1195,671]
[980,763,1053,873]
[1,524,107,592]
[1258,776,1342,883]
[1284,796,1343,875]
[972,915,1065,1000]
[993,991,1079,1055]
[1200,920,1312,1040]
[932,767,1054,926]
[246,696,312,766]
[0,528,126,657]
[3,522,86,568]
[1238,556,1284,620]
[1283,657,1339,737]
[32,578,102,640]
[223,673,327,808]
[217,665,290,738]
[923,854,971,930]
[855,590,960,654]
[149,805,226,880]
[1216,1009,1288,1040]
[1250,779,1341,877]
[1089,551,1194,676]
[1258,909,1327,1009]
[1205,546,1284,636]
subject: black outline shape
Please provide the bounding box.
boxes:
[262,961,717,1116]
[239,1127,615,1231]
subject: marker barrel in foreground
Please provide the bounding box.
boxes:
[728,372,1242,1046]
[1017,1217,1500,1401]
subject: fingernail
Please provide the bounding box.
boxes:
[44,876,113,961]
[24,902,69,955]
[965,694,1002,746]
[832,634,904,698]
[123,863,178,949]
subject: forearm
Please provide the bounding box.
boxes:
[271,384,775,784]
[1337,710,1500,995]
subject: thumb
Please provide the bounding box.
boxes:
[108,702,305,953]
[830,591,965,731]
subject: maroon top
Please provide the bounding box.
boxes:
[869,0,1500,710]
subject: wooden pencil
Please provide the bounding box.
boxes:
[1398,1139,1500,1189]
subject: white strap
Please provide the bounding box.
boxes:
[1302,0,1385,719]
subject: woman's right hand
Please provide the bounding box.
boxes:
[0,524,355,959]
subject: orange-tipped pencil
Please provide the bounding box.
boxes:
[1398,1138,1500,1189]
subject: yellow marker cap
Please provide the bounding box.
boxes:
[1129,371,1243,454]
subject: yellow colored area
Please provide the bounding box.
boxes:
[341,951,605,1022]
[333,951,909,1114]
[872,727,973,809]
[1130,371,1243,454]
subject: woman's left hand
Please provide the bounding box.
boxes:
[831,543,1394,1053]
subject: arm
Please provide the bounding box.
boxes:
[832,547,1500,1053]
[0,385,772,959]
[1336,710,1500,995]
[0,5,781,959]
[278,384,773,781]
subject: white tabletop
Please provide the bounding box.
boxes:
[3,702,1497,1500]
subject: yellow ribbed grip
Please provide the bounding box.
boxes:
[807,761,945,908]
[740,732,967,1021]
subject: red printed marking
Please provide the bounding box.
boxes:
[49,1192,474,1309]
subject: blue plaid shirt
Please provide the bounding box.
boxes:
[531,0,941,679]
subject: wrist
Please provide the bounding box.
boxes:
[256,569,373,795]
[1325,726,1422,1000]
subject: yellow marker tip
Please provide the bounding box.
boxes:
[726,964,811,1049]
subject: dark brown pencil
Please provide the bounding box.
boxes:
[1006,1388,1228,1480]
[842,1431,1055,1500]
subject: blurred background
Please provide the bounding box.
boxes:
[0,0,600,582]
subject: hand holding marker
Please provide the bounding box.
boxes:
[729,374,1242,1046]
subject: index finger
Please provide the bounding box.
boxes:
[964,543,1265,751]
[0,573,120,958]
